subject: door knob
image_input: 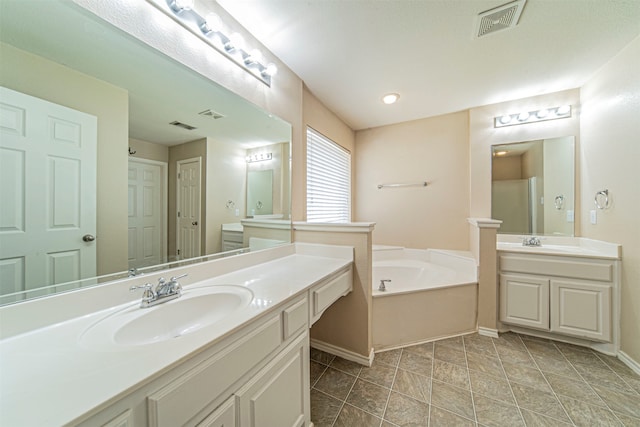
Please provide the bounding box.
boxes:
[82,234,96,242]
[192,221,198,226]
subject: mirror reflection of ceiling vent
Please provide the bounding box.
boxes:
[475,0,527,39]
[198,109,225,120]
[169,121,197,130]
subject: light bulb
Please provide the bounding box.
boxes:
[499,115,512,125]
[201,13,222,34]
[245,49,263,65]
[263,63,278,77]
[536,109,549,119]
[556,105,571,116]
[172,0,194,11]
[517,112,530,122]
[225,33,245,52]
[382,93,399,104]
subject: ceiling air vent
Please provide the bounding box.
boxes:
[474,0,527,39]
[169,121,197,130]
[198,109,225,120]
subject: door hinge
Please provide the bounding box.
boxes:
[178,172,181,179]
[177,249,181,255]
[178,211,181,218]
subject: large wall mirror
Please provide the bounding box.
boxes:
[491,136,575,236]
[0,1,291,305]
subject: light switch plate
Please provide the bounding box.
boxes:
[566,210,574,223]
[590,210,597,224]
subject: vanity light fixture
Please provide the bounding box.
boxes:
[494,105,572,128]
[148,0,278,86]
[382,93,400,104]
[246,153,273,163]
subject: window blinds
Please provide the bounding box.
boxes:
[306,127,351,223]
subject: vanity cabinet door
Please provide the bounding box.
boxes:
[236,332,309,427]
[196,397,236,427]
[500,274,549,330]
[550,280,611,342]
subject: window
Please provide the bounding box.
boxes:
[306,127,351,223]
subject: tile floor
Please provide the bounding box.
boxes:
[310,332,640,426]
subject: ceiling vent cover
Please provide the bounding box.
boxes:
[198,109,225,120]
[475,0,526,39]
[169,121,197,130]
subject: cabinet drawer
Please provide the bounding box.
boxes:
[499,255,613,282]
[222,230,243,243]
[148,315,282,427]
[282,298,308,340]
[196,396,235,427]
[311,267,352,325]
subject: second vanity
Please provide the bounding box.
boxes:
[497,235,621,355]
[0,243,354,426]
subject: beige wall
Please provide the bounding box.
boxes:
[0,42,129,276]
[355,111,470,250]
[302,85,356,220]
[544,137,574,236]
[205,139,247,254]
[128,138,168,163]
[580,36,640,363]
[168,139,207,257]
[492,156,522,181]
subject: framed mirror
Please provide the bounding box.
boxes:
[0,1,292,305]
[491,136,575,236]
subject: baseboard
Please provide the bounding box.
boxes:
[478,327,499,338]
[618,350,640,376]
[310,338,373,367]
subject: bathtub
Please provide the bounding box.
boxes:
[372,246,478,350]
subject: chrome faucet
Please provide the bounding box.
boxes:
[522,236,541,247]
[130,273,188,308]
[379,279,391,292]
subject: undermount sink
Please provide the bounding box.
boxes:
[80,285,253,350]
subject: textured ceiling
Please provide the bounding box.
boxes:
[218,0,640,130]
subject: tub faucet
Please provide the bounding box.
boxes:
[379,279,391,292]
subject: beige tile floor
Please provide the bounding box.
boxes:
[310,332,640,426]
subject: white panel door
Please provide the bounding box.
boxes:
[0,87,97,297]
[177,158,201,260]
[128,159,166,269]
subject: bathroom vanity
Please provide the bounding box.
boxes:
[0,243,353,426]
[497,236,621,354]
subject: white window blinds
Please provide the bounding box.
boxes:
[306,127,351,223]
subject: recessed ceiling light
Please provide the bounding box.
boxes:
[495,150,508,156]
[382,93,399,104]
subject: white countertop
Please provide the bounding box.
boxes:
[496,235,621,259]
[0,243,353,426]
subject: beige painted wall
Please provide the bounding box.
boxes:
[128,137,168,163]
[168,139,207,257]
[0,42,129,276]
[492,156,522,181]
[355,111,470,250]
[205,139,246,254]
[580,36,640,363]
[302,85,356,220]
[544,137,574,236]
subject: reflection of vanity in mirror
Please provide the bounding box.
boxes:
[0,1,292,305]
[491,137,575,236]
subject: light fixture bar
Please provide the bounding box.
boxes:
[146,0,277,86]
[246,153,273,163]
[494,105,572,128]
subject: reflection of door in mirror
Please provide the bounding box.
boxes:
[127,158,167,270]
[177,158,202,260]
[491,137,575,236]
[247,170,273,216]
[0,87,97,300]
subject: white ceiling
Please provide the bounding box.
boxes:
[217,0,640,131]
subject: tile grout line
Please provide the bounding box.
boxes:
[592,351,640,396]
[380,348,402,427]
[519,336,577,426]
[461,337,479,426]
[489,335,528,427]
[426,346,434,427]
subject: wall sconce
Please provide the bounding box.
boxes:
[147,0,278,86]
[246,153,273,163]
[494,105,572,128]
